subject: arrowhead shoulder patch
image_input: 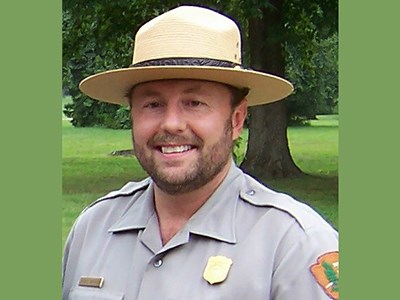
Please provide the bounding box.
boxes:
[310,251,339,300]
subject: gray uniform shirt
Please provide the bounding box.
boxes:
[63,164,338,300]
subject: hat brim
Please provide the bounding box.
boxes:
[79,66,293,106]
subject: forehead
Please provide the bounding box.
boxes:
[131,79,231,98]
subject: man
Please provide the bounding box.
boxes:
[63,5,338,300]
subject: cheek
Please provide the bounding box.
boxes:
[131,114,157,142]
[193,119,213,131]
[193,118,231,141]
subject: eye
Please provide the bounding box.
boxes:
[186,99,204,107]
[144,101,163,109]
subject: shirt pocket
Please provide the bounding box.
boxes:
[68,286,124,300]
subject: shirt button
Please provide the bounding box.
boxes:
[153,258,163,268]
[247,189,255,196]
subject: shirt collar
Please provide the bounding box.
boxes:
[108,181,155,232]
[108,161,244,245]
[185,162,242,244]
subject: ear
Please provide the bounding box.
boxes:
[231,99,247,140]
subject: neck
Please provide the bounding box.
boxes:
[154,160,231,244]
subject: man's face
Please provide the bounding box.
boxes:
[130,80,246,195]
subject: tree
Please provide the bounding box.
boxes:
[240,0,337,179]
[240,0,301,178]
[284,1,338,120]
[286,32,338,119]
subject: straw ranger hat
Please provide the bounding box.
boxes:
[79,5,293,106]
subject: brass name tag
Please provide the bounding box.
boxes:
[78,276,104,288]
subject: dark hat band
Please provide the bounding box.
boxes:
[130,57,240,68]
[126,57,249,101]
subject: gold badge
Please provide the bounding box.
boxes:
[310,251,339,300]
[203,256,233,284]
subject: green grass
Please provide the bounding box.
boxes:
[62,121,148,242]
[265,115,338,228]
[289,119,338,176]
[62,115,338,245]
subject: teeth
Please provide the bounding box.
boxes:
[161,145,192,154]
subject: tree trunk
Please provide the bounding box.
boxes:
[241,0,302,179]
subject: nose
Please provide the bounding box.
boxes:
[159,105,186,133]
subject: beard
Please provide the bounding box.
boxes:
[133,119,234,195]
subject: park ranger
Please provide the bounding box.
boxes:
[62,5,338,300]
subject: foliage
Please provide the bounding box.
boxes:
[232,130,248,166]
[282,0,338,122]
[63,0,338,128]
[62,1,157,128]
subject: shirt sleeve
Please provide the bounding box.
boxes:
[271,222,339,300]
[62,225,74,300]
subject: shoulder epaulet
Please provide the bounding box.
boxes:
[239,174,332,231]
[83,177,151,212]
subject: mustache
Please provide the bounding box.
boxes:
[148,133,203,147]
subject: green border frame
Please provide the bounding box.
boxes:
[1,1,61,298]
[2,0,397,298]
[340,1,400,298]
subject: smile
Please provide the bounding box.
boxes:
[160,145,193,154]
